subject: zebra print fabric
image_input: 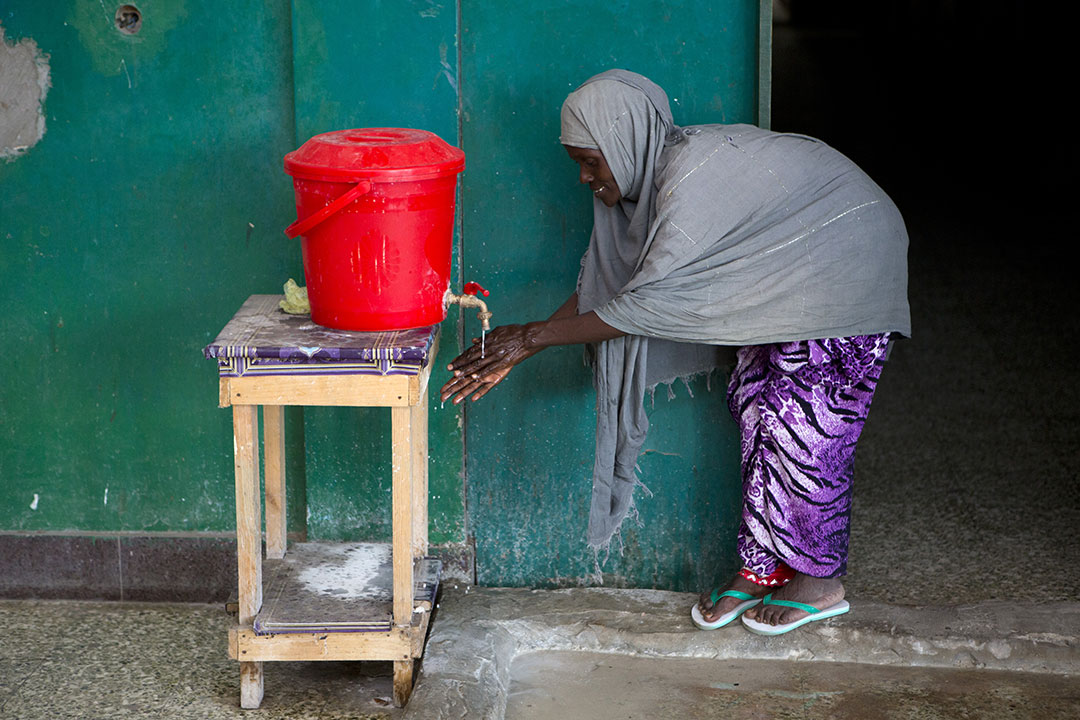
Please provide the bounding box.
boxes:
[729,334,891,579]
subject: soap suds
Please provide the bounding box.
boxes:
[296,543,391,600]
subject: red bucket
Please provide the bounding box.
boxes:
[284,128,465,331]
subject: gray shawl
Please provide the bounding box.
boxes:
[560,70,910,555]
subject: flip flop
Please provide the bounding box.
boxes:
[691,589,762,630]
[740,593,850,636]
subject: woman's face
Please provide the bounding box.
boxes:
[564,145,621,207]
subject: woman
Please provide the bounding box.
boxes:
[440,70,910,635]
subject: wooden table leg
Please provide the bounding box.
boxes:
[263,405,286,559]
[411,389,429,558]
[391,405,415,708]
[233,404,264,709]
[391,405,415,626]
[393,660,414,707]
[240,661,265,710]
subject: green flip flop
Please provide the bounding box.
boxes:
[691,589,762,630]
[740,593,850,635]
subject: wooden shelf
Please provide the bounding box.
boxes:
[254,542,440,634]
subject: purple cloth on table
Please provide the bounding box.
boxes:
[204,295,438,377]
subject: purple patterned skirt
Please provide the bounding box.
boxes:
[729,334,891,579]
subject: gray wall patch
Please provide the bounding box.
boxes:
[1,23,52,161]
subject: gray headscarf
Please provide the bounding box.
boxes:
[560,70,910,559]
[561,70,727,554]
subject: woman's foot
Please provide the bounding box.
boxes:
[696,574,770,624]
[742,572,845,626]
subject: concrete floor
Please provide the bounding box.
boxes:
[0,599,403,720]
[507,652,1080,719]
[2,588,1077,719]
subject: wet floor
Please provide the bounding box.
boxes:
[506,651,1080,720]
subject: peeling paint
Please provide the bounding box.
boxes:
[414,0,444,19]
[436,41,456,92]
[0,23,52,161]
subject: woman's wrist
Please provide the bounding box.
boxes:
[522,321,548,353]
[522,311,623,350]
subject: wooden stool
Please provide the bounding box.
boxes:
[205,295,440,709]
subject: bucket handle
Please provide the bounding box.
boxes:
[285,179,373,239]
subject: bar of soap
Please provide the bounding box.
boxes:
[279,278,310,314]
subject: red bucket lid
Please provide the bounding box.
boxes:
[284,128,465,182]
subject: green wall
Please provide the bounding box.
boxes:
[1,0,765,591]
[1,0,302,533]
[459,1,758,589]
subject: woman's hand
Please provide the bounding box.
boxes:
[438,300,623,406]
[440,323,540,405]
